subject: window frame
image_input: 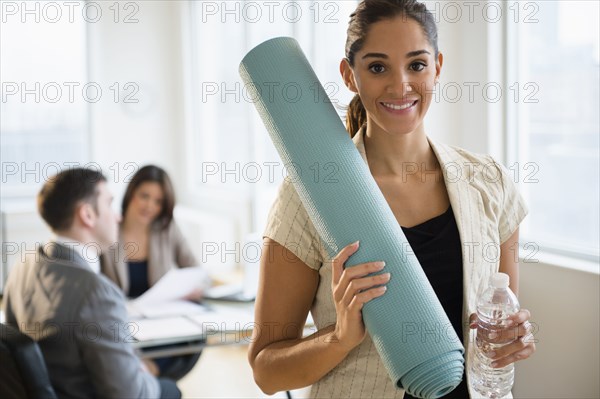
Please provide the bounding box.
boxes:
[0,8,91,200]
[183,0,358,235]
[503,0,599,264]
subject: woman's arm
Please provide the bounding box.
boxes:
[170,222,198,267]
[499,228,520,296]
[470,228,536,367]
[248,238,388,394]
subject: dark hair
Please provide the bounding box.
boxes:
[121,165,175,229]
[344,0,439,137]
[38,168,106,232]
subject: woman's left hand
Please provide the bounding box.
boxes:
[469,309,536,368]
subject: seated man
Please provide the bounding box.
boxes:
[2,168,181,398]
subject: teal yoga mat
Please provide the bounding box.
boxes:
[240,37,464,399]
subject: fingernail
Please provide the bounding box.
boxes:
[491,361,499,368]
[382,273,391,280]
[354,241,360,247]
[378,261,386,268]
[487,351,497,358]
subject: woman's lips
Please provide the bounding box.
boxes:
[380,99,419,114]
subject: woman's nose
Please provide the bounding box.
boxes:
[386,72,415,98]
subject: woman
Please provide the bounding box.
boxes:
[102,164,202,380]
[248,1,536,398]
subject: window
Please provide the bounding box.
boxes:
[189,1,358,232]
[1,1,89,198]
[507,1,599,260]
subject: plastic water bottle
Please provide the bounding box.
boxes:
[471,273,520,398]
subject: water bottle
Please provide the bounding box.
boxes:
[471,273,520,398]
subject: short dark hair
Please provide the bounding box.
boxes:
[38,168,107,232]
[121,165,175,229]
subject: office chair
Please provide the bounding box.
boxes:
[0,323,57,399]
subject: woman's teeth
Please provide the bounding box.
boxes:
[382,101,416,110]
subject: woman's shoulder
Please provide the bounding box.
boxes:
[265,178,325,269]
[271,177,304,211]
[150,219,182,240]
[432,138,506,173]
[430,138,495,165]
[430,138,514,198]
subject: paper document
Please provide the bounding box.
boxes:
[132,266,210,305]
[128,299,209,319]
[126,302,144,320]
[133,316,204,343]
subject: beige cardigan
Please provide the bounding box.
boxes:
[101,221,198,295]
[263,128,527,398]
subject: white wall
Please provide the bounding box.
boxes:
[87,1,186,200]
[515,259,600,398]
[87,1,244,271]
[423,0,499,154]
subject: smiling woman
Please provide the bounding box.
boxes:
[102,165,197,298]
[248,1,536,398]
[101,165,203,381]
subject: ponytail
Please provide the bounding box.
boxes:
[345,94,367,138]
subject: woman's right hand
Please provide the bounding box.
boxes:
[331,241,389,352]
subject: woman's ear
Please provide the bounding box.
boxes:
[435,52,444,82]
[340,58,358,93]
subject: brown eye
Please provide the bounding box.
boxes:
[369,64,386,74]
[410,62,426,72]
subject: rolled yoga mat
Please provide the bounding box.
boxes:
[239,37,464,399]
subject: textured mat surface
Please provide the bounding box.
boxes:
[239,37,464,399]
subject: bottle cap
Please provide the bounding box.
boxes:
[491,272,509,289]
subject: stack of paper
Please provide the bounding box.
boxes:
[127,266,210,319]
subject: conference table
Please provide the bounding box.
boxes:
[0,298,256,361]
[1,296,313,359]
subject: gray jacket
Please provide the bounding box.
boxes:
[3,242,160,399]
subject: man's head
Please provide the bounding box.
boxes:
[38,168,120,251]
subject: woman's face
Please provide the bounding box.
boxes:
[127,181,164,225]
[341,15,442,137]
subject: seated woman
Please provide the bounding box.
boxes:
[102,164,202,380]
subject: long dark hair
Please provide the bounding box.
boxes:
[344,0,439,137]
[122,165,175,229]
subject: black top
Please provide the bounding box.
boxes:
[400,205,469,399]
[127,260,150,298]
